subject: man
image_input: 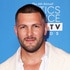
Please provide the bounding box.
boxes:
[0,4,70,70]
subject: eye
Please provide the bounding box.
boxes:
[33,25,40,28]
[19,25,26,29]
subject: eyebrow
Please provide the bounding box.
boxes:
[16,22,44,27]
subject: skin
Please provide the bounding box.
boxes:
[14,12,48,70]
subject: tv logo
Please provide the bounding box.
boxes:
[48,23,63,31]
[32,2,63,36]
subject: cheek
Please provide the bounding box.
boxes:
[33,29,44,37]
[17,30,26,38]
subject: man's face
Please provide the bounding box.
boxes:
[14,13,48,53]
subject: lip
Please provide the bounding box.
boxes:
[26,39,35,42]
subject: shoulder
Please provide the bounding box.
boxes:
[0,55,15,70]
[0,50,18,70]
[46,42,70,70]
[0,53,16,67]
[0,47,21,70]
[46,42,70,59]
[0,47,20,65]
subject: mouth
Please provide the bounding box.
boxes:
[24,37,36,42]
[25,39,35,42]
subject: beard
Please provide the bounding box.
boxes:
[18,36,44,53]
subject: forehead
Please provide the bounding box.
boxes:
[16,13,44,23]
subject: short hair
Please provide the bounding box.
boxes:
[15,4,48,23]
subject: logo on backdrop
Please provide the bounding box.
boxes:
[32,2,63,36]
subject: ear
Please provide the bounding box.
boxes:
[14,25,18,36]
[44,23,49,35]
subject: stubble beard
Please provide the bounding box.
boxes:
[18,36,44,53]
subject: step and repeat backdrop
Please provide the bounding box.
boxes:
[0,0,70,63]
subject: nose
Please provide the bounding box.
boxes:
[27,27,33,36]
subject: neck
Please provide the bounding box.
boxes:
[21,42,45,65]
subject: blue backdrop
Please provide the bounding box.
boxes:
[0,0,70,63]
